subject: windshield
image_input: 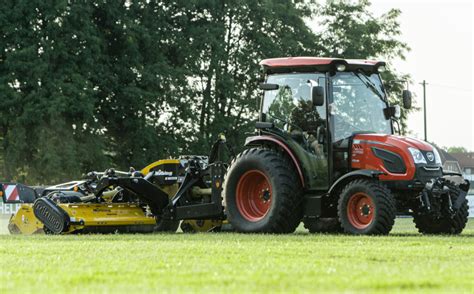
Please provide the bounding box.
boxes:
[331,72,391,142]
[262,73,326,131]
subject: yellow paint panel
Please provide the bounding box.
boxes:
[61,203,156,227]
[8,204,44,235]
[9,203,155,234]
[140,159,180,175]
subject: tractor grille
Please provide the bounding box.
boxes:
[415,166,443,184]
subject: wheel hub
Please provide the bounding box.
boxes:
[361,204,370,215]
[347,192,375,229]
[236,170,272,222]
[261,189,271,202]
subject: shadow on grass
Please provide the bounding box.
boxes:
[390,232,474,238]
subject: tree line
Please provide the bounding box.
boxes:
[0,0,410,184]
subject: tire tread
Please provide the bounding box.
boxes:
[224,147,303,233]
[337,178,396,235]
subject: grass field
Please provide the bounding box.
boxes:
[1,218,473,293]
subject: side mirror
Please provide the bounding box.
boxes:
[402,90,412,109]
[259,83,279,91]
[383,105,401,119]
[394,105,401,118]
[312,86,325,107]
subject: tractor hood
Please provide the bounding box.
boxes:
[351,133,440,181]
[353,134,434,151]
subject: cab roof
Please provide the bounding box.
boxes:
[260,57,385,74]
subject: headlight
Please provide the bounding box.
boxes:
[432,148,442,165]
[408,147,427,164]
[336,64,346,71]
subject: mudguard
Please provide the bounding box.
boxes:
[442,175,470,210]
[328,169,384,195]
[245,135,305,186]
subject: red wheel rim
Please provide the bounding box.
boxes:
[346,192,375,229]
[236,170,272,222]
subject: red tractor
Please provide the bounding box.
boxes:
[223,57,470,235]
[6,57,468,236]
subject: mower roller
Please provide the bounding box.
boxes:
[3,57,470,236]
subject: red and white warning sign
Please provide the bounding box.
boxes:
[2,185,20,202]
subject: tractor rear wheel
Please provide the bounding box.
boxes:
[412,186,469,234]
[303,217,343,233]
[338,179,395,235]
[224,148,303,233]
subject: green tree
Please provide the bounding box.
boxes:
[446,146,468,153]
[175,0,322,154]
[0,0,412,183]
[0,1,109,183]
[89,1,189,169]
[314,0,412,133]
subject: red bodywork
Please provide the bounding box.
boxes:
[259,57,385,75]
[260,57,379,68]
[351,134,434,181]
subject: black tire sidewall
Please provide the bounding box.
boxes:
[225,155,276,232]
[413,198,469,234]
[225,149,301,233]
[339,183,377,234]
[338,179,394,235]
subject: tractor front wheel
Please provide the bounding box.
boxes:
[224,148,303,233]
[412,185,469,234]
[338,179,395,235]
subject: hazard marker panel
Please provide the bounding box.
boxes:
[2,185,20,202]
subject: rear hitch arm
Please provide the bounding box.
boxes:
[94,175,170,214]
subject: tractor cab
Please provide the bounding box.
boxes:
[256,57,399,190]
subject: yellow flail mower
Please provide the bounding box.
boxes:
[2,138,230,235]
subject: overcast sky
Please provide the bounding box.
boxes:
[369,0,473,150]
